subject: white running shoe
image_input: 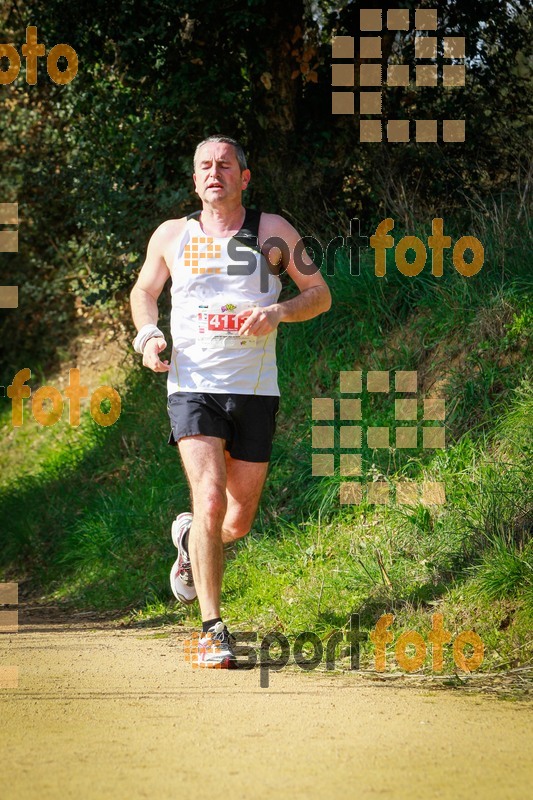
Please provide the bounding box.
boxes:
[170,512,196,605]
[196,622,236,669]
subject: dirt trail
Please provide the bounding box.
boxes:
[1,611,532,800]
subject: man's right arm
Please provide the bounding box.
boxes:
[130,220,182,373]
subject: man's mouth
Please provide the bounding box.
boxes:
[207,183,223,189]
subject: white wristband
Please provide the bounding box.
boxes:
[132,324,165,354]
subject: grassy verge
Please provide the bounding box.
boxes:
[1,216,532,674]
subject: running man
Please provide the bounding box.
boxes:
[130,135,331,667]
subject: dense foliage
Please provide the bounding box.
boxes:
[0,0,531,374]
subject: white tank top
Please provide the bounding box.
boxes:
[167,209,282,396]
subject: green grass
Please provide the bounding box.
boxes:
[1,214,532,674]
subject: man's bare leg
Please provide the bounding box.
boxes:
[178,435,228,621]
[177,439,270,620]
[222,453,269,544]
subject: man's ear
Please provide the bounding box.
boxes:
[241,168,251,190]
[192,172,199,196]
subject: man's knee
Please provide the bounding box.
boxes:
[223,504,257,539]
[223,521,251,541]
[193,486,227,531]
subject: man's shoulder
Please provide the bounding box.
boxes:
[147,217,189,268]
[258,212,295,238]
[258,211,290,228]
[153,216,188,240]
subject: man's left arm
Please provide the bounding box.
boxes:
[238,215,331,336]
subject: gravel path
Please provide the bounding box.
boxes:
[1,611,532,799]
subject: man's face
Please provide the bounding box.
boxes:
[193,142,250,204]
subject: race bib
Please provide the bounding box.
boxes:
[196,300,257,348]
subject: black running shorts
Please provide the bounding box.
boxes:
[167,392,280,463]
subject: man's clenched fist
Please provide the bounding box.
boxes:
[143,336,170,372]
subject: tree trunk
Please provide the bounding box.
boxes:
[245,0,305,211]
